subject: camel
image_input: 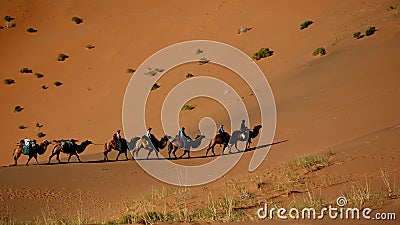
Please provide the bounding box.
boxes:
[131,134,169,159]
[168,135,206,159]
[48,140,92,163]
[103,138,130,161]
[227,125,262,153]
[12,140,51,166]
[205,132,231,156]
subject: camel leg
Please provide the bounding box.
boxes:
[125,151,128,160]
[146,149,153,159]
[56,153,61,163]
[179,151,187,159]
[116,151,122,161]
[76,153,81,162]
[68,154,72,162]
[34,155,39,165]
[234,142,240,152]
[26,156,33,166]
[103,151,108,161]
[155,149,160,159]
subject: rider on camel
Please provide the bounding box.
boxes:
[113,130,122,150]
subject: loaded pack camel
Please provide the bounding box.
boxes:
[131,134,169,159]
[48,140,92,163]
[12,140,51,166]
[103,138,130,161]
[206,132,231,156]
[168,135,205,159]
[227,125,262,153]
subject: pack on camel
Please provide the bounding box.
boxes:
[131,134,169,159]
[168,135,205,159]
[12,139,51,166]
[103,138,130,161]
[227,125,262,153]
[48,139,92,163]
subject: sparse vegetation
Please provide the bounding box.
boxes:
[37,132,46,138]
[20,67,33,73]
[126,68,135,73]
[14,106,23,112]
[41,85,48,90]
[199,57,210,65]
[365,26,377,36]
[186,73,194,78]
[387,5,396,11]
[4,78,15,85]
[34,72,44,78]
[353,31,364,39]
[151,83,160,90]
[252,48,274,60]
[154,68,164,73]
[57,53,69,61]
[312,47,327,56]
[54,81,63,86]
[26,27,37,33]
[196,49,203,54]
[72,16,83,24]
[18,125,27,129]
[181,104,196,111]
[300,20,313,30]
[4,16,14,22]
[0,25,4,29]
[144,68,163,76]
[85,44,95,50]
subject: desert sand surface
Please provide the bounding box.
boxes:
[1,0,400,224]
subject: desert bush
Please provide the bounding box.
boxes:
[253,48,274,60]
[312,47,327,56]
[181,105,196,111]
[4,16,14,22]
[20,67,33,73]
[300,20,313,30]
[387,6,396,11]
[57,53,69,61]
[199,57,209,65]
[365,27,377,36]
[37,132,46,138]
[72,16,83,24]
[151,83,160,90]
[34,72,44,78]
[85,44,95,50]
[0,26,4,29]
[4,78,15,85]
[186,73,194,78]
[14,106,23,112]
[126,68,136,73]
[353,32,364,39]
[26,27,37,33]
[41,85,48,90]
[18,125,27,129]
[196,49,203,54]
[54,81,63,86]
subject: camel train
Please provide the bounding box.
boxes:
[12,124,262,166]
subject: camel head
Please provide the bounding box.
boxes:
[253,125,262,131]
[82,140,93,146]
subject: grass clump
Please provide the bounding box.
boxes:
[54,81,63,86]
[14,106,23,112]
[196,49,203,54]
[34,72,44,78]
[85,44,95,50]
[365,27,377,36]
[41,85,48,90]
[20,67,33,73]
[387,6,396,11]
[126,68,136,73]
[4,78,15,85]
[72,16,83,24]
[312,47,327,56]
[18,125,27,129]
[186,73,194,78]
[4,16,14,22]
[57,53,69,61]
[37,132,46,138]
[300,20,313,30]
[144,68,163,76]
[353,32,364,39]
[26,27,37,33]
[252,48,274,60]
[151,83,160,91]
[198,57,210,65]
[181,105,196,111]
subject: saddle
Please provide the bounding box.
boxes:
[23,139,35,155]
[61,140,75,151]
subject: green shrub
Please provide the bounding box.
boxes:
[26,27,37,33]
[353,32,363,39]
[186,73,194,78]
[37,132,46,138]
[365,27,377,36]
[312,47,327,56]
[57,53,69,61]
[126,68,135,73]
[18,125,27,129]
[41,85,48,90]
[14,106,23,112]
[20,67,33,73]
[4,79,15,85]
[253,48,274,60]
[199,57,210,65]
[196,49,203,54]
[85,44,95,50]
[300,20,313,30]
[151,83,160,90]
[72,16,83,24]
[34,72,44,78]
[4,16,14,22]
[181,104,196,111]
[54,81,63,86]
